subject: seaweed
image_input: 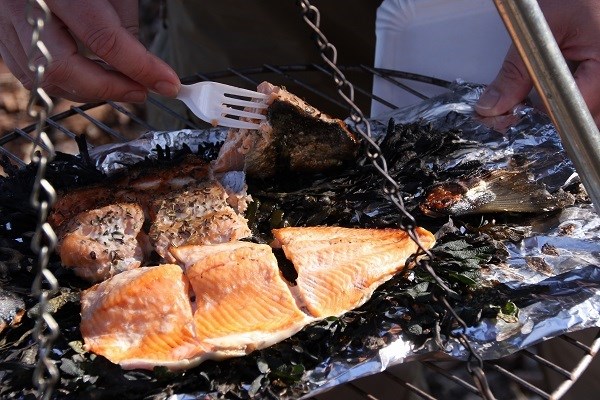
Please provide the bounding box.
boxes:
[0,122,531,399]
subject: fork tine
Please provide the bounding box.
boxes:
[222,108,267,120]
[222,97,269,109]
[219,84,269,100]
[218,117,262,130]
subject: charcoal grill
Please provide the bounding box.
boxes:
[2,0,600,399]
[2,63,599,400]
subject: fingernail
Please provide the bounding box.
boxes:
[154,80,180,97]
[123,90,147,103]
[476,87,501,111]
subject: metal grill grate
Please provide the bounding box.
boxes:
[1,64,599,400]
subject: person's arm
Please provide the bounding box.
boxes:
[0,0,180,103]
[475,0,600,125]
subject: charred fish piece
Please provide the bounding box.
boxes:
[420,169,575,217]
[213,81,359,179]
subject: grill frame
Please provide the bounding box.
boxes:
[1,64,599,400]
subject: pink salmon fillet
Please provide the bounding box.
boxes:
[81,226,435,370]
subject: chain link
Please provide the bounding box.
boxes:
[297,1,496,399]
[26,1,59,399]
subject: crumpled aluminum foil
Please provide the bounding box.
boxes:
[87,82,600,398]
[305,82,600,396]
[88,128,228,174]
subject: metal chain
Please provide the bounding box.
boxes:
[296,1,496,399]
[26,1,59,399]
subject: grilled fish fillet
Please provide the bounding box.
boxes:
[49,156,211,231]
[80,264,210,370]
[177,242,312,356]
[58,203,149,282]
[81,226,435,370]
[213,81,359,178]
[148,181,251,262]
[49,156,251,281]
[272,226,436,317]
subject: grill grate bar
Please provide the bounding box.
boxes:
[71,106,127,142]
[45,118,80,143]
[146,96,203,130]
[382,370,438,400]
[421,361,480,395]
[551,331,600,399]
[262,64,349,110]
[486,362,550,399]
[0,146,27,167]
[226,68,264,87]
[347,382,380,400]
[521,349,571,378]
[311,63,399,111]
[106,101,157,131]
[14,128,52,154]
[559,333,596,353]
[369,67,454,89]
[365,65,430,101]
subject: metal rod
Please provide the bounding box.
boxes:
[71,106,127,142]
[262,64,348,110]
[421,361,480,395]
[521,349,571,378]
[486,362,550,399]
[382,370,438,400]
[492,0,600,214]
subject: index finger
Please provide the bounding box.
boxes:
[47,0,180,97]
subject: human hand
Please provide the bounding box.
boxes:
[0,0,180,103]
[475,0,600,124]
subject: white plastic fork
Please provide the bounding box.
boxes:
[176,81,269,130]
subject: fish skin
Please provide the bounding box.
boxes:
[420,169,576,216]
[272,226,436,318]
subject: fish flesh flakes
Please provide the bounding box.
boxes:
[82,226,435,370]
[180,242,312,355]
[57,203,149,282]
[272,226,436,317]
[49,157,250,281]
[149,181,251,263]
[213,81,359,179]
[80,264,208,370]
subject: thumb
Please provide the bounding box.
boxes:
[475,45,534,117]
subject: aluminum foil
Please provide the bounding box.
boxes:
[88,82,600,398]
[88,127,228,174]
[305,82,600,396]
